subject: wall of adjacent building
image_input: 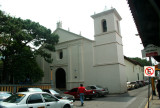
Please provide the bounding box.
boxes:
[124,58,144,82]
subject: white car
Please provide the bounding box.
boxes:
[0,92,73,108]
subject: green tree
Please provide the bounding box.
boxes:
[0,10,59,84]
[129,57,152,66]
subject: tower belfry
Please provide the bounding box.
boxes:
[91,8,127,93]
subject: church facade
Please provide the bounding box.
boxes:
[37,8,136,93]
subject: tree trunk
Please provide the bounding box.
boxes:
[2,59,10,84]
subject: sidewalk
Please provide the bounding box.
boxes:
[146,94,160,108]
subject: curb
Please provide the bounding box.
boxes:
[144,94,152,108]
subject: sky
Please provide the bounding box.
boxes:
[0,0,144,58]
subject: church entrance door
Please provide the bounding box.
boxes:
[55,68,66,89]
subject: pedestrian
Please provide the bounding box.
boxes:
[77,84,86,106]
[156,80,160,99]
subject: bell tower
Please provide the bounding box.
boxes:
[91,8,127,93]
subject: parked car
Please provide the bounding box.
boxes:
[140,80,146,86]
[127,82,133,90]
[130,81,139,89]
[136,81,144,87]
[0,91,12,101]
[43,88,75,102]
[64,87,96,100]
[144,80,150,85]
[85,85,109,97]
[0,92,73,108]
[18,87,43,92]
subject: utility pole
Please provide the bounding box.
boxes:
[148,77,151,108]
[149,57,156,100]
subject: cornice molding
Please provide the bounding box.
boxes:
[94,30,122,38]
[91,8,122,20]
[93,41,123,47]
[93,62,125,67]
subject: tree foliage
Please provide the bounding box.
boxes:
[129,57,152,66]
[0,10,59,84]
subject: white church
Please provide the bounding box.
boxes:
[37,8,144,93]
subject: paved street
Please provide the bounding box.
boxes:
[73,86,149,108]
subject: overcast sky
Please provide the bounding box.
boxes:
[0,0,144,58]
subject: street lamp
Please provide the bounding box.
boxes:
[50,66,54,88]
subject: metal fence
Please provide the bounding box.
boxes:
[0,84,51,93]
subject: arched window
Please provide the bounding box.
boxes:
[59,50,63,59]
[102,19,107,32]
[57,50,63,60]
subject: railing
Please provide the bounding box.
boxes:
[0,84,51,93]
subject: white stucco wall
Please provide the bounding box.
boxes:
[124,58,144,82]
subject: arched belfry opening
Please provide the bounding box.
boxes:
[102,19,107,32]
[55,68,66,89]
